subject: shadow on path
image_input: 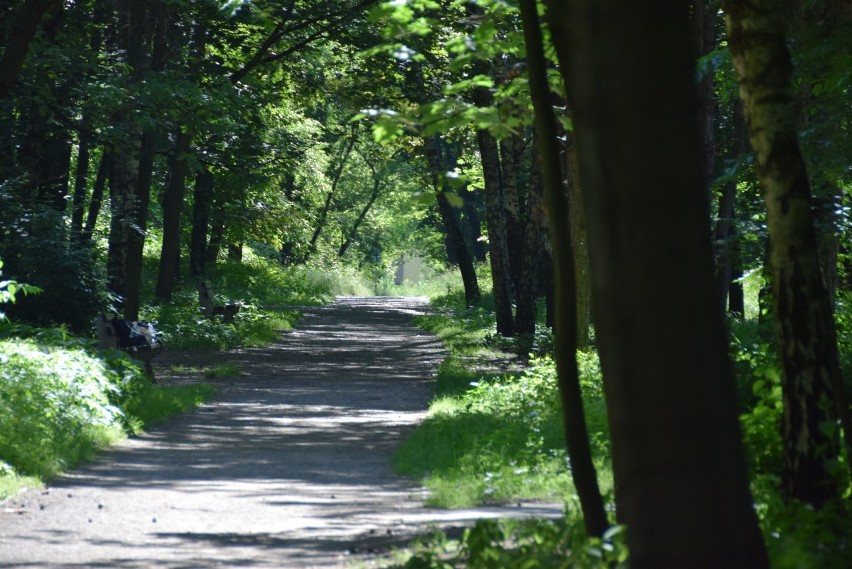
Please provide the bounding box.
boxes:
[0,297,560,568]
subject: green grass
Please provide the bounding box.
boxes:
[396,287,612,509]
[204,363,241,378]
[125,382,216,428]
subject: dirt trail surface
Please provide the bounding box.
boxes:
[0,297,560,568]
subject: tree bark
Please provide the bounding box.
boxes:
[563,0,770,566]
[424,135,480,307]
[155,128,192,300]
[189,167,214,277]
[123,4,170,321]
[156,16,206,299]
[499,133,525,293]
[81,150,111,244]
[473,85,514,337]
[206,201,226,269]
[519,0,608,538]
[723,0,850,506]
[514,134,548,336]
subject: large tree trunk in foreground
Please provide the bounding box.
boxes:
[563,1,770,566]
[723,0,850,507]
[519,0,607,538]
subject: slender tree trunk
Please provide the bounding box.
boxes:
[227,243,242,262]
[107,0,149,313]
[206,202,226,269]
[123,128,157,321]
[562,135,592,348]
[520,0,608,538]
[723,0,851,506]
[107,135,141,307]
[70,138,90,240]
[156,16,205,299]
[515,135,548,335]
[473,85,514,336]
[424,135,480,307]
[189,167,214,277]
[306,126,358,260]
[155,128,192,299]
[459,184,487,262]
[563,0,770,565]
[81,150,111,244]
[500,133,525,293]
[339,178,380,259]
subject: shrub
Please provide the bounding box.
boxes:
[0,338,136,478]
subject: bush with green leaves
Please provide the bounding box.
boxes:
[0,337,138,478]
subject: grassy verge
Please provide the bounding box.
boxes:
[395,289,612,509]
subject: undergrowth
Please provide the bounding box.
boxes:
[401,285,610,509]
[396,282,852,568]
[0,326,214,502]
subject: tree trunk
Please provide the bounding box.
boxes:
[473,85,514,337]
[122,128,156,322]
[520,0,608,538]
[70,137,90,241]
[339,178,380,259]
[514,134,547,335]
[306,126,357,261]
[81,149,111,244]
[437,190,481,307]
[106,136,141,308]
[189,167,214,277]
[106,0,150,313]
[499,133,525,293]
[206,202,226,270]
[563,0,770,566]
[723,0,850,506]
[424,135,480,307]
[155,128,192,300]
[562,135,592,348]
[227,243,242,262]
[156,15,205,299]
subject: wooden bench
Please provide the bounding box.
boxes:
[197,280,240,323]
[95,313,162,380]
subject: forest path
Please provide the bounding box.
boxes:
[0,296,559,568]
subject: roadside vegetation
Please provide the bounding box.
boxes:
[389,277,852,568]
[0,250,378,501]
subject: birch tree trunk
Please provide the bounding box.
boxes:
[723,0,850,507]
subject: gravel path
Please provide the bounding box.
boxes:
[0,297,560,568]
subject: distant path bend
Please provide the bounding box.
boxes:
[0,296,560,568]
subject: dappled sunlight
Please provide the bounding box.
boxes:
[0,297,559,568]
